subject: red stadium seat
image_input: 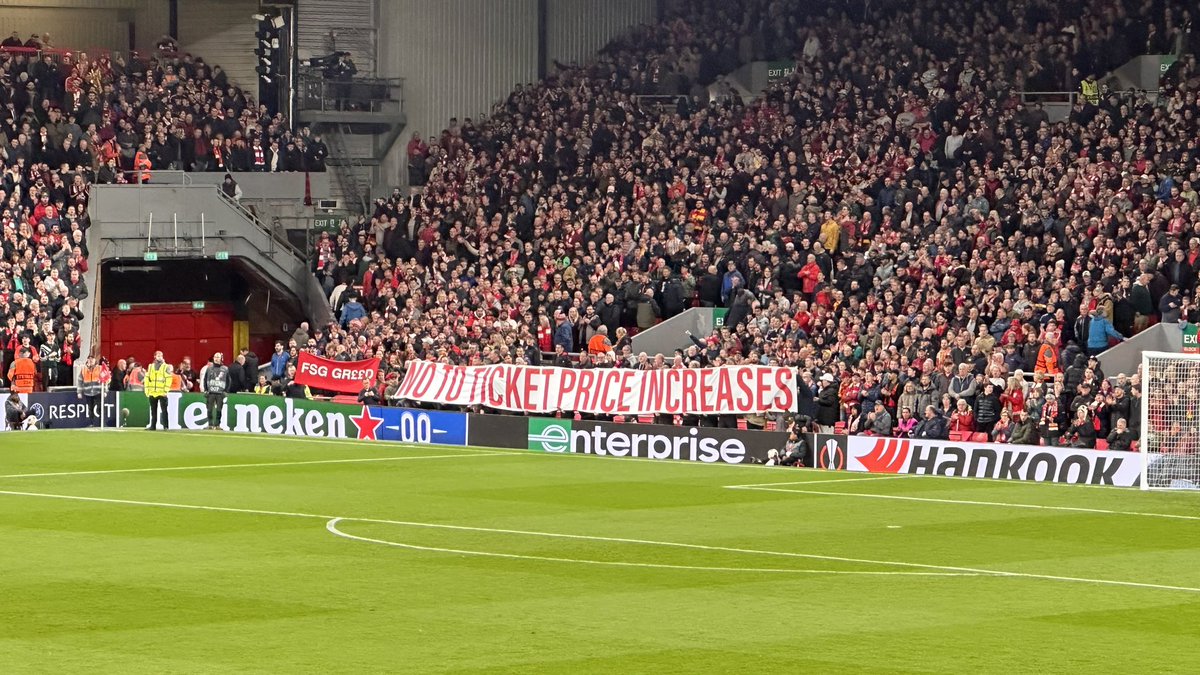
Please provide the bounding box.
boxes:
[970,432,989,443]
[948,431,966,441]
[1095,439,1109,450]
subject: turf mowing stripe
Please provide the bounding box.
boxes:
[0,451,515,479]
[0,487,1197,594]
[729,485,1200,521]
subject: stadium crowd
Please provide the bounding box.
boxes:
[0,33,327,393]
[2,0,1198,455]
[301,0,1199,452]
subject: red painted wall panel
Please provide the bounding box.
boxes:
[102,303,234,367]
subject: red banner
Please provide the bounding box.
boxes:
[396,361,797,415]
[294,353,380,394]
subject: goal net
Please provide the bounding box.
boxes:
[1141,351,1200,490]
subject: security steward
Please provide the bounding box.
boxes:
[144,351,172,431]
[202,352,230,430]
[7,348,37,393]
[76,356,105,424]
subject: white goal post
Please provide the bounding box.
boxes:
[1140,351,1200,490]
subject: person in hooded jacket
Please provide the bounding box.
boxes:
[340,293,366,327]
[1067,405,1097,448]
[660,274,687,319]
[724,282,755,329]
[815,373,840,433]
[1064,354,1088,393]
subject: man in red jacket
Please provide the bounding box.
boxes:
[798,254,822,299]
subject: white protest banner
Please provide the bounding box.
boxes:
[396,361,798,415]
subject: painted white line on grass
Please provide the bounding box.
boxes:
[0,488,1197,594]
[729,485,1200,522]
[324,518,976,577]
[725,475,914,489]
[0,451,515,480]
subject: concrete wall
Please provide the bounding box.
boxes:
[177,0,260,93]
[631,308,717,358]
[296,0,376,74]
[377,0,539,186]
[1099,323,1184,377]
[183,172,334,201]
[545,0,654,69]
[0,0,169,54]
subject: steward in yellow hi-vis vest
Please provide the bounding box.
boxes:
[1080,74,1099,105]
[144,352,172,431]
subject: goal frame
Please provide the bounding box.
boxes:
[1140,350,1200,491]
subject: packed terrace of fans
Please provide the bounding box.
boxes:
[3,0,1199,450]
[0,35,324,394]
[307,0,1198,449]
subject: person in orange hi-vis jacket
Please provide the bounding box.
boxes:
[587,325,614,355]
[7,348,38,393]
[1034,338,1061,375]
[134,143,153,183]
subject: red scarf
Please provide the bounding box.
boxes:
[253,145,265,166]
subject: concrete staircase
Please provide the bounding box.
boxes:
[87,184,335,354]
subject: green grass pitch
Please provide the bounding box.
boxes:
[2,430,1199,673]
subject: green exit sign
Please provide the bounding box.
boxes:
[143,252,158,262]
[215,251,230,261]
[118,302,131,311]
[192,301,206,310]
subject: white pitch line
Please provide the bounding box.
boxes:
[0,451,515,480]
[725,475,914,489]
[0,488,1197,594]
[729,485,1200,522]
[324,518,977,577]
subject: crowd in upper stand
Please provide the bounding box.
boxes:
[0,32,324,392]
[306,0,1199,450]
[5,0,1198,454]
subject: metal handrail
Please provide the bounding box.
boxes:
[214,188,307,259]
[1019,89,1164,109]
[115,170,192,185]
[102,177,306,257]
[296,71,404,113]
[633,94,688,109]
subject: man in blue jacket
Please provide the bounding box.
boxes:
[269,342,290,382]
[340,294,366,327]
[552,311,575,353]
[1079,307,1126,357]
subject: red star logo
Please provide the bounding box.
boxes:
[349,406,383,441]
